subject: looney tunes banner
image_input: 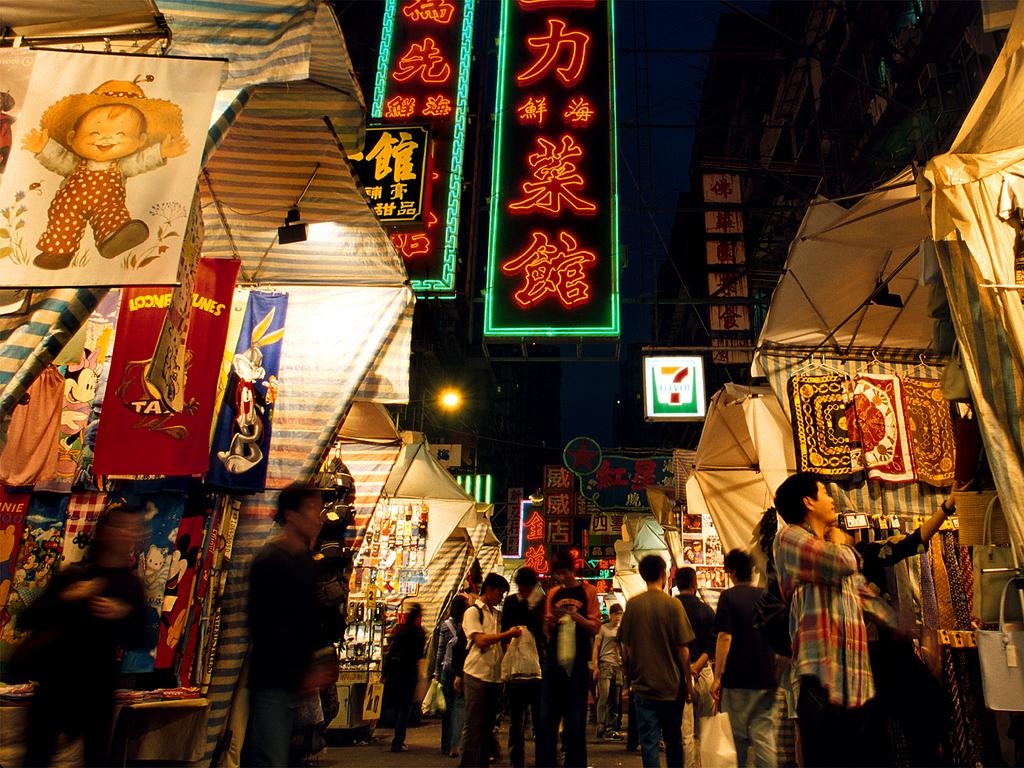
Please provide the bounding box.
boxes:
[93,258,239,477]
[0,50,223,286]
[207,291,288,492]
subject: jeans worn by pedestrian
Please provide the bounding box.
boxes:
[596,665,623,735]
[633,695,684,768]
[459,674,501,768]
[682,665,714,767]
[506,678,541,767]
[244,688,296,768]
[440,671,465,755]
[722,687,778,768]
[537,657,591,768]
[392,689,416,751]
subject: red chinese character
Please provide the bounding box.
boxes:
[525,510,546,541]
[516,95,549,126]
[596,460,628,490]
[545,465,572,489]
[422,94,453,117]
[501,230,596,309]
[630,459,657,491]
[562,96,595,127]
[384,95,417,118]
[547,493,572,517]
[518,0,596,7]
[547,518,571,545]
[508,134,597,216]
[391,232,432,259]
[523,544,549,572]
[401,0,456,24]
[516,18,591,87]
[393,37,452,84]
[713,241,737,264]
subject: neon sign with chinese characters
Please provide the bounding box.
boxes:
[485,0,619,337]
[350,125,431,223]
[372,0,475,295]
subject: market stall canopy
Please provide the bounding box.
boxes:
[685,383,796,556]
[382,435,479,562]
[752,168,932,377]
[922,1,1024,553]
[338,401,401,444]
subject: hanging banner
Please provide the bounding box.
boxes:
[484,0,619,337]
[0,49,35,177]
[155,499,209,670]
[60,491,107,567]
[350,124,431,223]
[116,491,185,674]
[0,488,31,623]
[0,51,224,286]
[371,0,476,294]
[207,291,289,491]
[93,258,239,477]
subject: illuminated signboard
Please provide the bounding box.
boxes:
[522,502,550,572]
[484,0,619,337]
[642,355,707,422]
[350,124,431,223]
[372,0,475,294]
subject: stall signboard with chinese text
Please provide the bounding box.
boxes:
[643,355,707,422]
[351,124,430,223]
[564,438,675,510]
[521,500,550,572]
[372,0,476,294]
[484,0,619,337]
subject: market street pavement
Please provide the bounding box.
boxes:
[325,718,639,768]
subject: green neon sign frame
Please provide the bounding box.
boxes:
[371,0,476,295]
[483,0,620,338]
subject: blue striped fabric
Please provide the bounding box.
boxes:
[759,352,948,519]
[933,237,1024,551]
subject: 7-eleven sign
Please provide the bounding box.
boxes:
[643,355,707,421]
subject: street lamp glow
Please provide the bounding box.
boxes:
[438,389,462,411]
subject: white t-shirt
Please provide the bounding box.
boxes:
[462,599,503,683]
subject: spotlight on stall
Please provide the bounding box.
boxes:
[278,207,307,245]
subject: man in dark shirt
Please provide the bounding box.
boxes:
[712,550,779,768]
[675,566,715,767]
[538,550,601,768]
[244,485,336,767]
[501,567,545,768]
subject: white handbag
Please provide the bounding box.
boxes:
[973,498,1023,625]
[975,577,1024,711]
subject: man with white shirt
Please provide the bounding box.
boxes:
[460,573,521,768]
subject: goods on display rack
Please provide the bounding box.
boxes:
[354,500,429,596]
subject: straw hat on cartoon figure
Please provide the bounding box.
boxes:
[21,76,189,270]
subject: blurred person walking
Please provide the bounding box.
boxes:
[384,602,428,752]
[501,567,545,768]
[592,602,624,740]
[461,572,520,768]
[436,595,468,758]
[674,566,715,767]
[619,555,695,768]
[17,504,146,767]
[244,485,337,767]
[711,549,779,768]
[538,550,601,768]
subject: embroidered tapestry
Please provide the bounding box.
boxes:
[850,374,916,484]
[901,377,956,487]
[788,374,858,478]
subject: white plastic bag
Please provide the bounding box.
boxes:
[421,678,446,715]
[500,628,542,681]
[699,712,737,768]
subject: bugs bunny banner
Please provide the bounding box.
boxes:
[0,50,223,286]
[206,291,288,492]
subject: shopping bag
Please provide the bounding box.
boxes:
[973,497,1023,625]
[421,678,445,715]
[500,628,542,681]
[699,712,737,768]
[976,578,1024,711]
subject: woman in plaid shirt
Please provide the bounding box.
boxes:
[773,473,874,768]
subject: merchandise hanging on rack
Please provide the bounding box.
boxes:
[355,499,428,597]
[850,373,916,484]
[788,373,859,478]
[901,377,956,487]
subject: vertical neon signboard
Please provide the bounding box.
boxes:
[485,0,619,337]
[372,0,475,295]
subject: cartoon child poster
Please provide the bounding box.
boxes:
[0,51,224,286]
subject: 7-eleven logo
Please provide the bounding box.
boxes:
[654,365,693,407]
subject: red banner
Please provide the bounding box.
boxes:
[93,258,239,476]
